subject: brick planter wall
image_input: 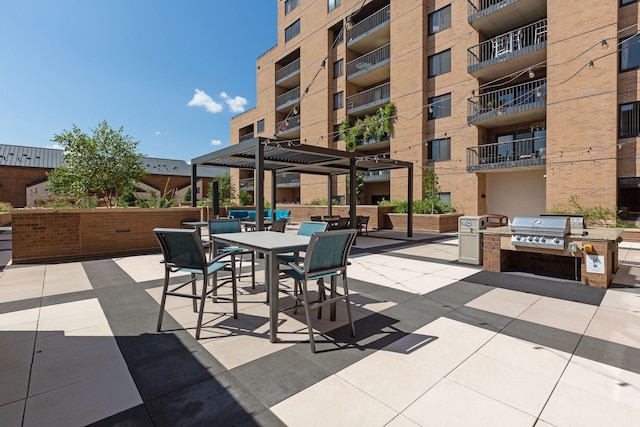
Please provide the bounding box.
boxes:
[385,213,463,233]
[11,207,204,263]
[0,212,10,226]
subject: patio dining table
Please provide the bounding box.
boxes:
[211,230,310,342]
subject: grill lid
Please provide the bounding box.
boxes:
[511,216,570,237]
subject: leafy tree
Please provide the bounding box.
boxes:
[47,121,148,207]
[238,190,252,206]
[183,187,192,202]
[208,174,235,205]
[424,168,440,214]
[346,173,365,203]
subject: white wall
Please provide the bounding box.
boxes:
[486,170,546,221]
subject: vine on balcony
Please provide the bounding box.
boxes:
[339,102,395,152]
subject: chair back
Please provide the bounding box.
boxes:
[336,217,350,229]
[208,218,242,235]
[298,220,328,236]
[304,229,357,276]
[271,218,288,233]
[154,228,207,271]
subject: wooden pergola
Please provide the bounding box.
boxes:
[190,137,414,236]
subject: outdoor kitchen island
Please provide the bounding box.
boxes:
[481,219,623,288]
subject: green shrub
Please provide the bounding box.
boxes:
[548,195,626,228]
[377,198,454,214]
[0,202,12,212]
[238,190,252,206]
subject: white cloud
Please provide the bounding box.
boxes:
[220,91,247,113]
[155,131,161,136]
[188,89,223,114]
[47,144,63,150]
[210,139,223,146]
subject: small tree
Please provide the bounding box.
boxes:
[424,168,440,214]
[183,187,192,202]
[208,174,235,205]
[47,121,148,207]
[346,173,366,203]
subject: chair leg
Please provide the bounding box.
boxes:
[342,273,355,337]
[195,272,209,340]
[317,278,325,319]
[251,251,256,289]
[157,269,170,332]
[191,273,198,312]
[230,263,238,319]
[300,279,316,353]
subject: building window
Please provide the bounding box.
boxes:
[428,93,451,120]
[333,91,344,110]
[328,0,341,12]
[333,124,342,142]
[428,49,451,77]
[428,5,451,35]
[333,59,344,78]
[438,192,451,204]
[427,138,451,161]
[620,102,640,137]
[621,34,640,71]
[621,0,638,5]
[285,19,301,42]
[257,119,264,133]
[285,0,300,15]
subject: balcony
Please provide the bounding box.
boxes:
[467,78,546,128]
[275,58,300,89]
[347,82,390,115]
[240,173,300,190]
[275,87,301,112]
[467,0,546,38]
[347,44,390,87]
[467,136,546,172]
[346,5,391,54]
[467,19,547,80]
[275,115,301,138]
[363,170,390,182]
[239,132,254,142]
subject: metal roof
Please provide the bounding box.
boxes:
[0,144,63,168]
[191,137,413,175]
[0,144,229,177]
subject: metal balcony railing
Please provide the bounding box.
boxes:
[240,177,254,190]
[276,172,300,186]
[239,132,254,142]
[468,19,547,69]
[346,5,390,42]
[467,136,546,172]
[346,82,390,114]
[346,44,390,78]
[363,170,391,182]
[467,78,546,122]
[276,87,300,110]
[467,0,512,17]
[276,115,301,134]
[275,58,301,83]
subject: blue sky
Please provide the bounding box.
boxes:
[0,0,277,162]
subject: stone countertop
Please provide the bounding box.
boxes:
[480,226,623,241]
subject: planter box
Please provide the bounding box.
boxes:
[11,207,204,264]
[385,213,463,233]
[0,212,10,226]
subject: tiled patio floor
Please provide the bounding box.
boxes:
[1,228,640,426]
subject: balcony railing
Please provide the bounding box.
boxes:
[239,132,254,142]
[276,87,300,111]
[346,44,390,79]
[468,19,547,71]
[467,0,514,19]
[467,136,546,172]
[347,82,390,114]
[467,78,546,123]
[276,115,301,134]
[275,58,300,83]
[239,173,300,190]
[363,170,391,182]
[346,5,390,43]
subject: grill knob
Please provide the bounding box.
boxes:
[534,237,540,242]
[554,238,560,244]
[540,237,546,243]
[527,236,533,241]
[515,235,521,241]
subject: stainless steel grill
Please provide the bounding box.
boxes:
[510,216,570,250]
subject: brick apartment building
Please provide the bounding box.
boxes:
[0,144,228,208]
[230,0,640,219]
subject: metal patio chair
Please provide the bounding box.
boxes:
[280,228,358,352]
[154,228,238,340]
[208,219,256,288]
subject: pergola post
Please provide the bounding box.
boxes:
[407,163,413,237]
[270,169,277,223]
[190,163,197,208]
[255,140,265,231]
[349,158,357,229]
[327,176,333,217]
